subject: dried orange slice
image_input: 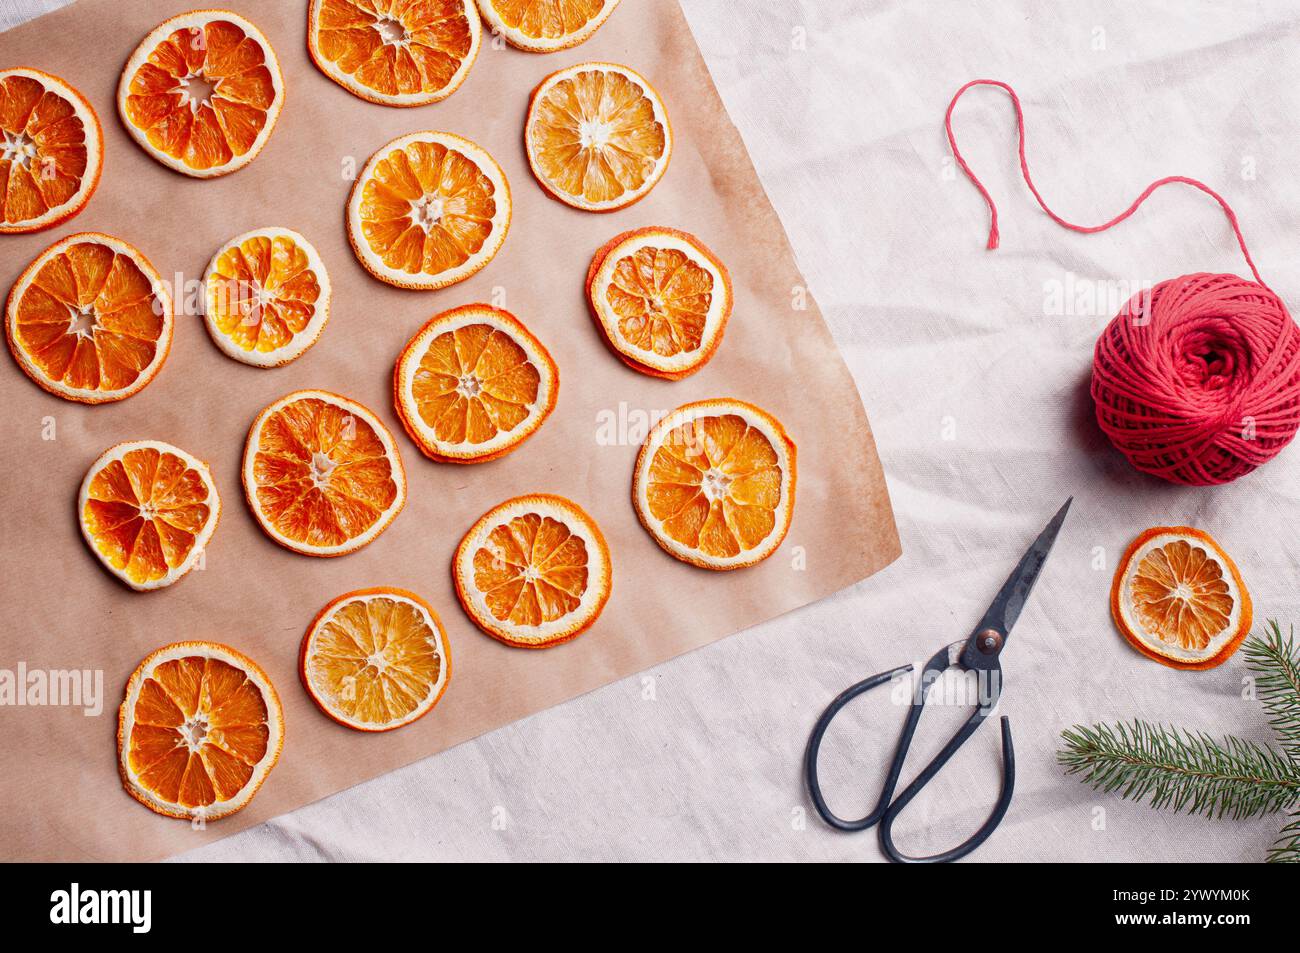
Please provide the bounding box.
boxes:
[203,227,331,367]
[308,0,482,106]
[394,304,558,463]
[117,10,285,178]
[79,440,220,592]
[300,587,452,731]
[525,62,671,212]
[634,399,796,570]
[1111,526,1252,670]
[118,641,283,821]
[0,68,103,233]
[6,232,172,404]
[475,0,620,52]
[454,494,611,648]
[243,389,407,556]
[587,227,731,379]
[347,130,511,290]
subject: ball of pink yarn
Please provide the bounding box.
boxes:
[1091,273,1300,485]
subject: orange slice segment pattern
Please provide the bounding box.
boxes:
[121,14,282,174]
[304,591,450,730]
[527,63,669,210]
[127,655,270,809]
[1111,526,1252,671]
[586,227,732,379]
[348,132,511,290]
[0,70,97,231]
[120,642,283,820]
[247,393,405,555]
[607,245,712,357]
[454,494,612,648]
[207,233,323,355]
[312,0,478,103]
[477,0,620,53]
[1131,539,1235,650]
[360,139,497,275]
[489,0,609,40]
[395,305,557,462]
[646,414,782,559]
[414,323,538,443]
[634,400,796,571]
[82,445,215,587]
[472,511,590,626]
[8,235,170,403]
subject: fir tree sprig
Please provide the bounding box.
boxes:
[1270,814,1300,864]
[1057,621,1300,863]
[1058,721,1299,820]
[1242,621,1300,762]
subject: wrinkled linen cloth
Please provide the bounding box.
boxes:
[6,0,1293,862]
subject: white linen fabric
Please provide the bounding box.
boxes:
[6,0,1295,862]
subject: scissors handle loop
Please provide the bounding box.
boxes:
[880,714,1015,863]
[803,644,1015,861]
[804,663,913,831]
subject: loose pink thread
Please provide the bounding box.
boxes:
[945,79,1300,485]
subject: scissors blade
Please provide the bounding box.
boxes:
[973,497,1072,643]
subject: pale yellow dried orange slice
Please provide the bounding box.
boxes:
[454,494,611,648]
[1111,526,1252,670]
[634,399,796,570]
[118,641,283,821]
[203,227,331,367]
[347,130,511,290]
[475,0,620,52]
[79,440,220,592]
[587,226,731,379]
[0,67,103,233]
[300,587,452,731]
[117,10,285,177]
[6,232,172,404]
[525,62,671,212]
[243,389,407,556]
[308,0,482,106]
[394,304,558,463]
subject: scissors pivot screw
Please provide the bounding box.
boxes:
[976,629,1003,654]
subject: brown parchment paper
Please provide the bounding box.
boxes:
[0,0,899,861]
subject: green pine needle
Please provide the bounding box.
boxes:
[1242,620,1300,763]
[1058,720,1299,820]
[1271,813,1300,864]
[1057,622,1300,862]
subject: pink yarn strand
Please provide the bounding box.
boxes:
[943,79,1300,486]
[944,79,1268,288]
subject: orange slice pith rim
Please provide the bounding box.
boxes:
[634,399,796,571]
[1110,525,1252,671]
[6,232,173,404]
[587,227,731,379]
[308,0,482,107]
[453,494,612,648]
[243,389,407,557]
[526,61,671,212]
[117,10,285,178]
[203,227,331,367]
[347,130,511,290]
[79,440,221,592]
[475,0,621,52]
[394,304,558,463]
[0,67,103,234]
[119,641,283,821]
[300,587,452,732]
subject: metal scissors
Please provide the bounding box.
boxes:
[804,498,1071,863]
